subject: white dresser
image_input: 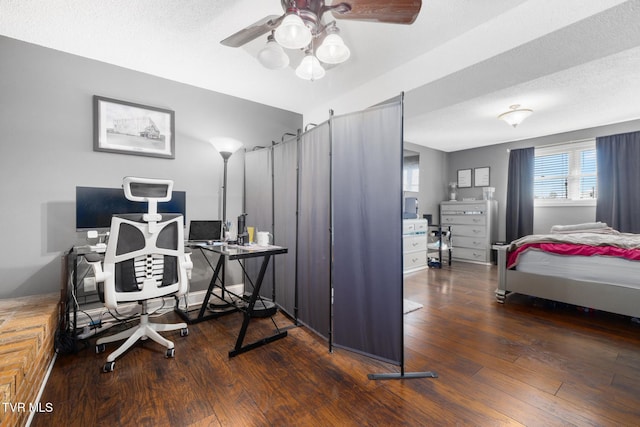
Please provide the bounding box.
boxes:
[440,200,498,264]
[402,218,429,273]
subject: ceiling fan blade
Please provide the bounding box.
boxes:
[330,0,422,25]
[221,15,283,47]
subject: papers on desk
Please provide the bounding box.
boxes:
[185,241,224,247]
[229,244,279,251]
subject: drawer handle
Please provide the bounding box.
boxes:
[412,242,420,247]
[473,229,482,233]
[473,218,481,223]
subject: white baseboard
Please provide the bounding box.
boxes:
[74,284,245,332]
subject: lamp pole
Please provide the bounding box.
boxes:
[210,138,243,305]
[220,151,232,229]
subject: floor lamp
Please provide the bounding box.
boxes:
[209,137,243,306]
[210,137,243,230]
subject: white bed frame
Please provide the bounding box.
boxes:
[494,246,640,318]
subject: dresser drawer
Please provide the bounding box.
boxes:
[404,251,427,270]
[403,235,427,252]
[441,215,485,226]
[403,222,416,234]
[451,225,486,238]
[454,236,487,249]
[414,221,428,233]
[403,219,428,234]
[454,247,489,262]
[441,203,487,213]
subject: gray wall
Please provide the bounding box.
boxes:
[404,141,448,225]
[0,36,302,298]
[447,119,640,240]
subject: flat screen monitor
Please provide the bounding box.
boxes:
[76,186,186,230]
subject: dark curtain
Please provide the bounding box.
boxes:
[595,131,640,233]
[505,147,534,242]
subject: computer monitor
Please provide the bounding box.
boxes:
[75,186,186,230]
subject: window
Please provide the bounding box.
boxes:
[403,155,419,192]
[534,140,597,204]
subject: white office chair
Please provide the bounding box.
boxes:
[89,177,193,372]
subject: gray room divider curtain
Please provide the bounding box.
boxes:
[505,147,534,243]
[244,148,274,298]
[273,138,298,317]
[331,100,404,365]
[297,122,332,339]
[595,131,640,233]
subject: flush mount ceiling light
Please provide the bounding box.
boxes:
[220,0,422,80]
[498,104,533,128]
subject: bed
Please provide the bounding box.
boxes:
[495,222,640,318]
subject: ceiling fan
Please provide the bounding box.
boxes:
[221,0,422,80]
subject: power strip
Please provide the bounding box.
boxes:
[76,322,116,340]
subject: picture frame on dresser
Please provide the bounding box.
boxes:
[457,169,472,188]
[474,167,490,187]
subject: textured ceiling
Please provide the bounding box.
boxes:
[2,0,640,152]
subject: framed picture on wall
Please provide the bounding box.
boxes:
[474,166,490,187]
[457,169,472,188]
[93,95,175,159]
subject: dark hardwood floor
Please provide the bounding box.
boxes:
[34,263,640,426]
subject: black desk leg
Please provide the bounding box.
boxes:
[176,254,226,324]
[229,254,287,357]
[197,255,224,320]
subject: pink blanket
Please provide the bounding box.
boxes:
[507,242,640,269]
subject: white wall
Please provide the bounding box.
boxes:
[534,205,596,234]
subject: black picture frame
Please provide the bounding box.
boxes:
[474,167,490,187]
[93,95,175,159]
[457,169,472,188]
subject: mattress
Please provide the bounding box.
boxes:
[515,249,640,290]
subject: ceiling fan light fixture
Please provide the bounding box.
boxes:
[296,52,325,81]
[257,34,290,69]
[498,104,533,128]
[316,33,350,64]
[274,11,312,49]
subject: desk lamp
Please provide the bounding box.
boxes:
[209,137,244,234]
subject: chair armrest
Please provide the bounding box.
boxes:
[85,255,111,284]
[183,252,193,280]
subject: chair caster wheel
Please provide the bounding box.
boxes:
[96,344,106,354]
[103,361,115,373]
[166,348,175,358]
[180,327,189,337]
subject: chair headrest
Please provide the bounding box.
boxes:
[123,177,173,203]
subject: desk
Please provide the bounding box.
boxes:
[176,243,288,357]
[64,245,104,352]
